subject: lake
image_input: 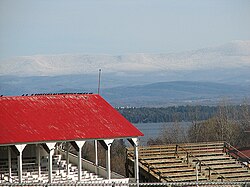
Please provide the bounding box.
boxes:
[133,122,192,145]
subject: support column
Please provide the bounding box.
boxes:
[103,139,114,180]
[66,142,69,176]
[78,146,82,181]
[133,138,139,184]
[8,147,12,182]
[17,153,22,182]
[44,143,56,183]
[36,144,41,178]
[134,140,139,183]
[48,150,53,183]
[15,144,26,183]
[106,143,112,180]
[196,162,199,186]
[94,140,98,174]
[128,138,139,184]
[74,141,85,182]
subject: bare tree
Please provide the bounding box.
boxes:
[188,98,249,147]
[160,121,188,144]
[237,98,250,147]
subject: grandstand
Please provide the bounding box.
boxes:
[0,149,129,184]
[0,154,101,183]
[126,141,250,182]
[0,94,143,184]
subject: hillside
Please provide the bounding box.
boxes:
[1,78,249,106]
[103,81,250,106]
[0,41,250,106]
[0,40,250,78]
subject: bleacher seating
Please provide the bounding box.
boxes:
[127,142,250,182]
[0,154,103,183]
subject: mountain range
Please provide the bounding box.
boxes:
[102,81,250,106]
[0,40,250,106]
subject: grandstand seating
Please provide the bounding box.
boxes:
[0,154,103,183]
[126,142,250,182]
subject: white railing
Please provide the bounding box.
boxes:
[0,181,250,187]
[58,149,126,179]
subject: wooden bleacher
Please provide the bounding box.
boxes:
[126,141,250,182]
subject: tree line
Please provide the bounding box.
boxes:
[117,104,250,124]
[117,105,219,123]
[145,100,250,148]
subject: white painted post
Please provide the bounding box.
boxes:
[196,162,199,187]
[134,143,139,183]
[8,147,11,182]
[15,144,26,183]
[66,142,69,176]
[107,144,111,180]
[48,150,53,183]
[75,141,85,182]
[78,146,82,181]
[17,153,22,182]
[103,139,114,180]
[45,143,56,183]
[95,140,98,174]
[36,144,41,178]
[132,138,139,184]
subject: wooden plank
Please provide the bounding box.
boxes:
[169,176,207,182]
[201,160,236,165]
[136,148,223,155]
[218,172,250,178]
[139,155,176,160]
[158,168,195,173]
[142,159,182,164]
[205,164,242,170]
[211,169,249,175]
[161,172,197,177]
[195,155,231,161]
[152,163,191,169]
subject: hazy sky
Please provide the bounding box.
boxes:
[0,0,250,60]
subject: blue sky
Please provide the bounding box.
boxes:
[0,0,250,60]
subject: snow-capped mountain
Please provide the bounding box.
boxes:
[1,41,250,106]
[0,40,250,77]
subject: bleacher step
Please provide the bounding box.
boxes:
[130,142,250,183]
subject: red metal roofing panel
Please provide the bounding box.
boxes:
[0,94,143,145]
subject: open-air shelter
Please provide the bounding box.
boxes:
[0,93,143,183]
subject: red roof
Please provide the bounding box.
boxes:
[0,94,143,145]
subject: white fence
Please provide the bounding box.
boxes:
[0,181,249,187]
[58,149,126,179]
